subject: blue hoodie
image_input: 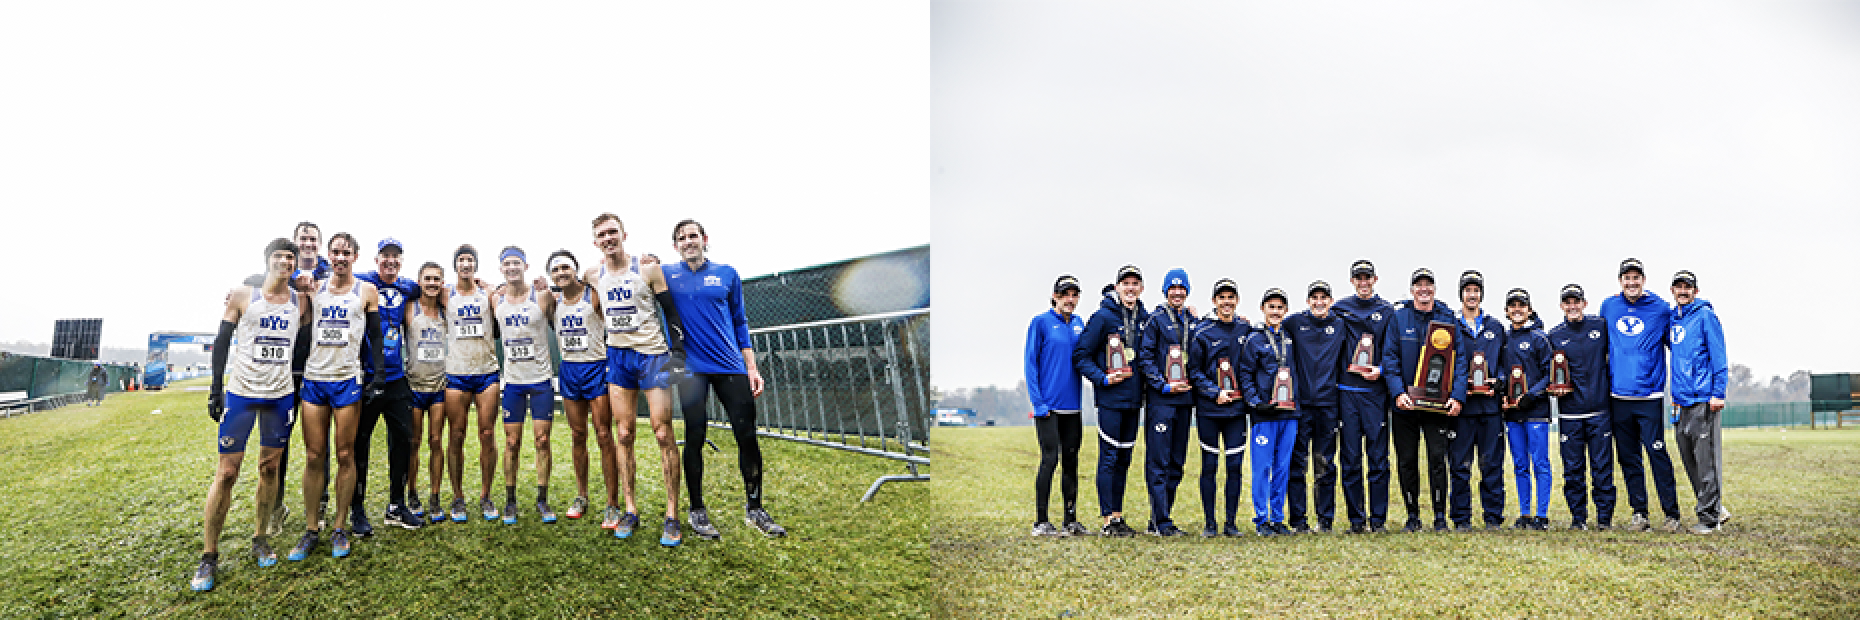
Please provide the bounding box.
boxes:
[1284,308,1346,408]
[1669,298,1728,407]
[1500,314,1553,422]
[1599,290,1671,399]
[1025,308,1085,416]
[1547,314,1611,416]
[1380,300,1468,406]
[1455,310,1509,417]
[1139,303,1199,406]
[1073,291,1148,410]
[1239,323,1299,422]
[1332,294,1396,394]
[1188,315,1252,418]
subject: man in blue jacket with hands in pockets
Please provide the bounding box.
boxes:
[1668,270,1731,534]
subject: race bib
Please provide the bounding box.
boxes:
[505,337,536,362]
[416,342,444,362]
[560,328,590,353]
[253,336,291,365]
[605,307,638,333]
[457,318,484,339]
[317,319,350,347]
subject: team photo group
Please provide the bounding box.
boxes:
[193,214,782,592]
[1023,258,1730,541]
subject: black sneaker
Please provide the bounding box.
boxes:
[1317,522,1334,534]
[1032,522,1063,538]
[1568,521,1590,531]
[384,505,424,530]
[1530,517,1550,531]
[745,508,787,538]
[1370,524,1389,533]
[1347,523,1368,535]
[1101,517,1137,538]
[689,509,722,540]
[1402,519,1424,533]
[1432,519,1449,533]
[1290,523,1313,535]
[501,501,519,526]
[350,506,374,538]
[1513,516,1531,529]
[1158,522,1187,537]
[538,501,557,524]
[1201,524,1219,538]
[1271,522,1292,536]
[1222,523,1244,537]
[1256,523,1276,537]
[1062,521,1091,537]
[1144,521,1160,537]
[1453,522,1475,532]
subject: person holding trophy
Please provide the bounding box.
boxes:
[1381,268,1464,533]
[1499,288,1553,531]
[1448,270,1508,531]
[1072,265,1148,537]
[1548,283,1617,530]
[1186,278,1252,538]
[1135,268,1199,537]
[1332,260,1397,533]
[1240,288,1299,537]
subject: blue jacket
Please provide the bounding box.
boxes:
[1332,294,1396,395]
[665,259,755,375]
[1284,309,1347,408]
[1380,300,1467,406]
[1547,315,1611,416]
[1239,323,1299,422]
[1024,308,1085,416]
[1188,316,1252,418]
[1599,290,1671,399]
[1456,310,1509,417]
[1073,292,1148,410]
[1500,314,1552,422]
[1669,299,1728,407]
[357,270,419,383]
[1138,304,1199,406]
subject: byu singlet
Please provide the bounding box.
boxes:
[596,257,666,354]
[406,307,448,394]
[229,287,299,399]
[496,288,553,385]
[445,284,498,375]
[305,280,364,382]
[555,287,606,364]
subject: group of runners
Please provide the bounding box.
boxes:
[1024,259,1730,540]
[193,214,783,592]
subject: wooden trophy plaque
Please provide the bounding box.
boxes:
[1270,367,1297,410]
[1548,350,1573,394]
[1347,332,1378,376]
[1404,321,1457,413]
[1467,350,1492,396]
[1217,357,1238,399]
[1504,364,1527,409]
[1106,333,1131,376]
[1165,345,1188,388]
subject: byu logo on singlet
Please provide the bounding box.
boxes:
[1671,325,1687,344]
[607,288,633,302]
[1616,315,1644,336]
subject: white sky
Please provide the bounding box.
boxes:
[933,1,1860,390]
[0,2,927,349]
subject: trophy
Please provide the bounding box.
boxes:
[1106,333,1131,376]
[1504,365,1527,409]
[1548,350,1573,394]
[1270,366,1297,410]
[1467,350,1492,396]
[1217,357,1238,399]
[1347,333,1378,376]
[1404,321,1457,413]
[1165,345,1188,388]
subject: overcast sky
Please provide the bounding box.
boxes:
[0,2,927,350]
[933,1,1860,391]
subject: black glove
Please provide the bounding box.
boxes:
[666,349,688,376]
[1253,402,1278,413]
[1514,393,1534,411]
[208,389,225,423]
[366,378,385,402]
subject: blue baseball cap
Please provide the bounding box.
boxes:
[377,237,404,253]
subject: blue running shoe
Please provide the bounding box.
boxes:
[252,537,278,568]
[286,531,318,562]
[660,517,682,547]
[502,501,518,526]
[331,529,351,558]
[538,501,557,524]
[189,557,216,592]
[613,512,640,539]
[407,494,426,521]
[481,497,499,522]
[449,496,468,524]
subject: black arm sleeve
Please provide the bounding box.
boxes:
[654,290,687,354]
[365,309,385,383]
[294,317,313,372]
[211,320,235,392]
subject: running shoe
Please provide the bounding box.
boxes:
[689,509,721,540]
[538,501,557,524]
[268,502,290,538]
[1402,519,1424,533]
[1318,522,1334,534]
[614,512,640,539]
[1453,522,1475,533]
[252,537,278,568]
[1100,516,1137,538]
[1256,523,1276,538]
[1432,519,1449,533]
[661,518,683,547]
[601,506,623,530]
[1289,522,1312,535]
[331,529,351,558]
[1596,522,1614,531]
[1568,520,1590,531]
[480,497,498,522]
[1662,516,1683,533]
[449,496,469,524]
[386,505,424,530]
[1689,523,1716,535]
[745,508,787,538]
[566,496,589,520]
[1032,522,1064,538]
[351,505,375,537]
[502,501,519,526]
[1369,524,1389,534]
[287,531,319,562]
[1718,507,1733,526]
[428,494,446,525]
[407,494,425,521]
[1271,522,1292,536]
[1530,517,1550,531]
[1347,523,1368,535]
[1513,516,1531,530]
[1062,521,1091,538]
[189,557,217,592]
[1200,523,1218,538]
[1626,513,1651,532]
[1154,522,1185,537]
[1222,523,1245,537]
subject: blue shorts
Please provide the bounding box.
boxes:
[559,360,607,401]
[299,378,361,408]
[447,372,500,395]
[411,390,444,410]
[606,347,670,391]
[501,381,555,424]
[220,393,296,454]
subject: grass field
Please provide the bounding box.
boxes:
[930,424,1860,617]
[0,379,932,617]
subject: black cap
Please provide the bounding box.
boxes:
[1619,258,1645,277]
[1559,283,1586,301]
[1505,288,1530,306]
[1308,280,1332,298]
[1411,267,1435,285]
[1116,264,1143,283]
[1350,260,1376,277]
[1212,278,1239,297]
[1261,287,1288,305]
[1459,270,1483,293]
[1672,270,1697,287]
[1053,274,1081,294]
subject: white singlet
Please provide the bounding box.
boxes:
[229,286,299,399]
[555,286,606,363]
[406,306,448,394]
[596,257,666,354]
[445,284,498,376]
[305,280,365,382]
[496,288,553,385]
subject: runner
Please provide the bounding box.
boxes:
[406,262,451,525]
[442,244,503,523]
[546,250,619,527]
[490,247,557,525]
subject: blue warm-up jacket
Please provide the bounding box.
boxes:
[1025,308,1085,416]
[1669,299,1728,407]
[1380,300,1468,406]
[1547,315,1611,415]
[1456,310,1509,417]
[1139,303,1199,406]
[1600,290,1671,399]
[1500,314,1553,422]
[1239,324,1299,422]
[1073,292,1148,410]
[1188,316,1252,418]
[1284,309,1346,408]
[1332,294,1396,395]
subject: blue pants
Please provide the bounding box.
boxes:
[1095,406,1141,517]
[1288,404,1339,528]
[1506,420,1552,518]
[1196,414,1247,527]
[1612,398,1681,520]
[1250,418,1297,525]
[1143,401,1193,527]
[1559,413,1617,526]
[1448,414,1506,526]
[1337,389,1391,526]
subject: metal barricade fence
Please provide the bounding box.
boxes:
[0,351,139,418]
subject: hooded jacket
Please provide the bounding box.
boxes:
[1599,290,1671,399]
[1669,298,1728,407]
[1547,314,1611,416]
[1455,309,1509,417]
[1025,308,1085,416]
[1380,299,1468,407]
[1284,308,1346,408]
[1500,313,1552,422]
[1139,303,1199,406]
[1239,323,1299,422]
[1073,290,1148,410]
[1332,294,1396,395]
[1188,315,1252,418]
